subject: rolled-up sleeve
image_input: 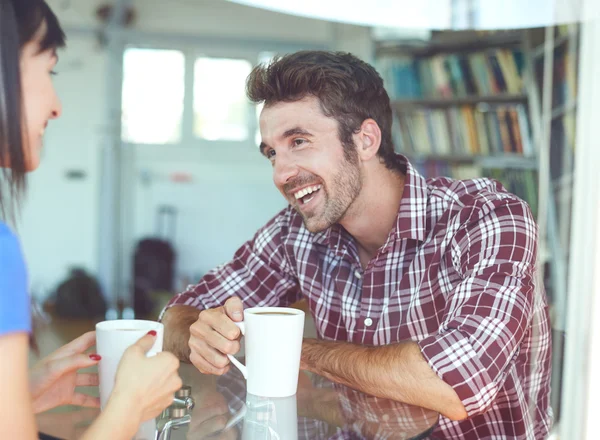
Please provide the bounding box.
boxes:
[159,208,301,319]
[418,196,537,418]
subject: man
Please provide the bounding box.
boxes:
[160,51,552,439]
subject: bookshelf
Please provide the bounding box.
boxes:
[391,94,528,107]
[377,30,539,222]
[375,26,580,419]
[375,30,523,57]
[524,24,579,420]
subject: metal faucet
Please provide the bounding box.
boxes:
[155,386,195,440]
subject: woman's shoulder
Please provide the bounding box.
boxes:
[0,220,30,336]
[0,220,14,235]
[0,221,22,259]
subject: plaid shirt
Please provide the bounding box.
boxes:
[165,155,552,439]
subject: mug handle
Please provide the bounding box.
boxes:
[226,321,247,379]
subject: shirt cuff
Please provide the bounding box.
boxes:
[418,330,497,418]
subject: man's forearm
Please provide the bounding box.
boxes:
[161,305,201,362]
[300,339,467,421]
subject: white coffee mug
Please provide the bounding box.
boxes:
[96,319,163,440]
[227,307,305,397]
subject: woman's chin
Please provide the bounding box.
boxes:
[24,155,41,172]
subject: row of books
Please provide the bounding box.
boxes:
[377,49,525,99]
[411,159,539,217]
[550,115,576,182]
[393,104,533,157]
[534,45,578,109]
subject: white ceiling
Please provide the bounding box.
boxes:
[226,0,589,30]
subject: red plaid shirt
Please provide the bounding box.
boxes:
[164,155,552,439]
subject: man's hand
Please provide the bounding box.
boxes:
[187,390,237,440]
[189,297,244,375]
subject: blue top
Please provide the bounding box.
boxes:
[0,221,30,336]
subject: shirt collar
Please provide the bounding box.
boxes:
[394,155,428,242]
[311,154,429,249]
[312,223,345,254]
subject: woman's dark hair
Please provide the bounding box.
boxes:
[247,51,405,172]
[0,0,65,221]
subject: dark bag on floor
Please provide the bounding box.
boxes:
[54,268,107,319]
[133,205,177,316]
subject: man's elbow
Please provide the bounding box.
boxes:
[161,305,200,360]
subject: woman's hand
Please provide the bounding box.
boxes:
[29,331,101,413]
[108,331,183,425]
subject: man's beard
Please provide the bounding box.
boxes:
[299,145,362,233]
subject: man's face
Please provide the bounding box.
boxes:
[19,24,62,171]
[259,96,362,233]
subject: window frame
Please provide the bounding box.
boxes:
[121,42,263,149]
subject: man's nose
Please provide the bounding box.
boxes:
[273,153,299,189]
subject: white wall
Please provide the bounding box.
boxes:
[50,0,334,43]
[21,0,372,300]
[130,149,284,280]
[20,35,106,300]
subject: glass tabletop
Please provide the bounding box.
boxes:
[37,362,438,440]
[168,363,439,440]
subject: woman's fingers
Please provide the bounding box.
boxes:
[48,331,97,359]
[75,373,99,387]
[49,353,100,378]
[71,393,101,408]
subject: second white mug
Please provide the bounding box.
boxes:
[96,319,163,440]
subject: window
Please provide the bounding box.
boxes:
[121,48,185,144]
[193,57,253,141]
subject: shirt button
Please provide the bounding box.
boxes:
[354,270,362,279]
[364,317,373,327]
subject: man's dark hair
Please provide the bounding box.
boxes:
[0,0,66,220]
[246,50,404,172]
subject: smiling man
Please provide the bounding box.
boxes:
[160,51,552,439]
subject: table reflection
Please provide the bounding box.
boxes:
[176,363,439,440]
[37,362,438,440]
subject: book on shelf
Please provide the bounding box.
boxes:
[393,103,533,158]
[534,43,578,109]
[377,48,525,99]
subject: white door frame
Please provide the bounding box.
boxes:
[560,7,600,439]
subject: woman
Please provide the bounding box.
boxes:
[0,0,183,438]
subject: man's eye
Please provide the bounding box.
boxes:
[266,149,276,158]
[293,139,306,147]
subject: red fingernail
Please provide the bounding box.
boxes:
[89,354,101,361]
[147,330,157,336]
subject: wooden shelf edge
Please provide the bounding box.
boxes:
[392,94,528,108]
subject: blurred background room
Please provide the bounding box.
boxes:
[22,0,600,438]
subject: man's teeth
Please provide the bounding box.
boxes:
[294,185,322,200]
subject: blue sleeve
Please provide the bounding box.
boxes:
[0,222,30,336]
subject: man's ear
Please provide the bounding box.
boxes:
[355,119,382,162]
